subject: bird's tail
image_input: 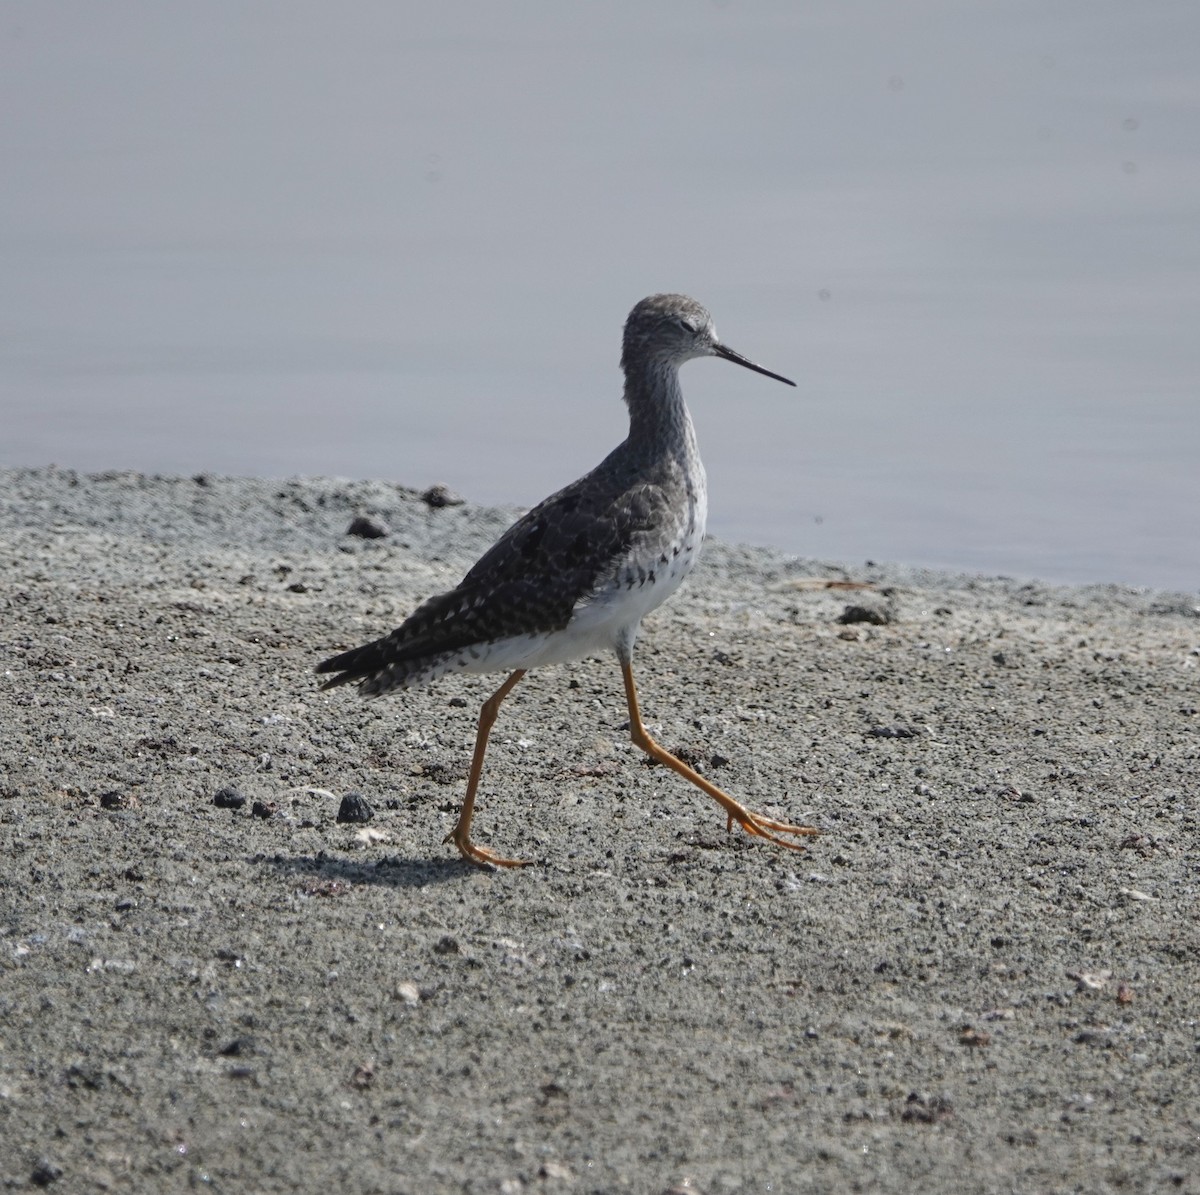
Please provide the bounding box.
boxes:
[315,639,391,692]
[316,632,458,697]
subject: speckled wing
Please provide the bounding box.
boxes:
[316,457,671,692]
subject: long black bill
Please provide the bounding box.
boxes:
[713,342,796,387]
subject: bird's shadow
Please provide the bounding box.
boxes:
[262,850,483,890]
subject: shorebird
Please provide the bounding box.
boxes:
[317,293,819,866]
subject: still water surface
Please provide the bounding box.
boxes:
[2,2,1197,589]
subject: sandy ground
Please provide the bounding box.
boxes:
[1,465,1198,1194]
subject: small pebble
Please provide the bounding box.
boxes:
[421,482,465,508]
[30,1159,63,1188]
[337,792,374,824]
[251,800,277,820]
[213,786,247,810]
[839,603,891,626]
[347,515,389,539]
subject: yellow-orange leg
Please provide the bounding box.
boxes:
[445,669,531,868]
[620,662,819,852]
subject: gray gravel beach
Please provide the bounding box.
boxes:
[2,466,1198,1193]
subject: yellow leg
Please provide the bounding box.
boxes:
[444,669,531,868]
[620,662,819,852]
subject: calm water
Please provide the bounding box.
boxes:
[3,2,1198,590]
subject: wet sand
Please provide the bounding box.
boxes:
[2,466,1197,1193]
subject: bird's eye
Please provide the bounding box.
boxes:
[678,318,698,334]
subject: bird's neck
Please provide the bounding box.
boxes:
[623,359,698,461]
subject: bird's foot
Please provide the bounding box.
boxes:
[444,828,531,869]
[724,806,820,851]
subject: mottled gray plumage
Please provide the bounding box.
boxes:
[317,452,690,693]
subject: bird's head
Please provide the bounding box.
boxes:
[622,293,794,387]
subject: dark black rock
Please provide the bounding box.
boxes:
[838,604,892,625]
[347,515,389,539]
[336,792,374,824]
[31,1159,63,1187]
[213,786,247,810]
